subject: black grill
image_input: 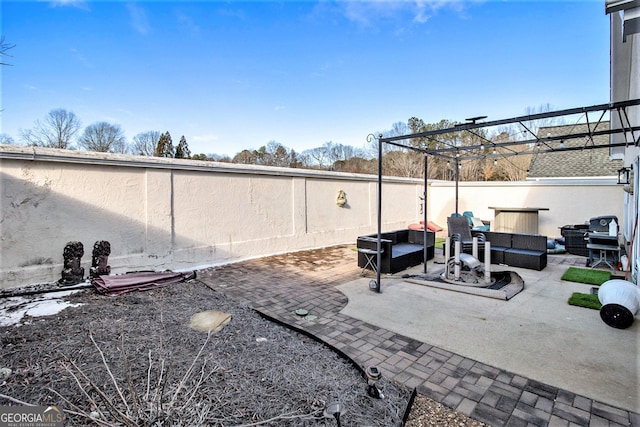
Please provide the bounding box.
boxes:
[560,215,619,257]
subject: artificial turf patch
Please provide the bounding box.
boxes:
[567,292,602,310]
[435,237,446,250]
[561,267,611,286]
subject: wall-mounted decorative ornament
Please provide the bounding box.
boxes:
[336,189,347,207]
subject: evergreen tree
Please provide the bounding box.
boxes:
[175,135,191,159]
[154,131,174,157]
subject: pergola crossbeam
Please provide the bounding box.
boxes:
[380,99,640,144]
[381,125,640,161]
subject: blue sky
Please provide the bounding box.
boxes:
[2,1,610,157]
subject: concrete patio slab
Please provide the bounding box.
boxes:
[338,261,639,414]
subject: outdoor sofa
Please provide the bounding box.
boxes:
[448,216,547,270]
[357,229,435,274]
[481,231,548,271]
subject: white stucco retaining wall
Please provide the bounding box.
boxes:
[0,146,422,289]
[0,146,624,289]
[427,178,624,238]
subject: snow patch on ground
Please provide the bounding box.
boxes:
[0,290,82,327]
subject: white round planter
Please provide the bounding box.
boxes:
[598,279,640,329]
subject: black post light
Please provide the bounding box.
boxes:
[617,167,631,185]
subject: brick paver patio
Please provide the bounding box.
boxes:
[197,245,639,427]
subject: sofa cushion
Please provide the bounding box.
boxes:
[511,234,547,252]
[486,232,512,248]
[505,248,545,256]
[408,229,435,246]
[392,243,423,258]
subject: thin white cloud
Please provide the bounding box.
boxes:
[413,1,432,23]
[70,48,93,69]
[127,3,150,35]
[48,0,90,11]
[310,59,345,78]
[217,7,247,21]
[192,134,219,143]
[274,105,286,111]
[338,0,468,27]
[176,11,201,35]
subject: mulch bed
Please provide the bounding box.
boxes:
[0,279,411,426]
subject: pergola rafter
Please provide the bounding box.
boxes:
[379,99,640,162]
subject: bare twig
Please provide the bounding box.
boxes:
[232,410,319,427]
[151,354,166,415]
[61,362,99,410]
[66,358,136,427]
[59,408,114,427]
[89,331,130,413]
[169,330,212,406]
[182,360,219,409]
[0,393,36,406]
[144,349,153,401]
[46,388,113,427]
[120,332,141,413]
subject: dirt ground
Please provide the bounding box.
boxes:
[1,279,413,426]
[0,245,488,426]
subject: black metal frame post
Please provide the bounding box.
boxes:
[376,135,382,293]
[423,154,428,273]
[455,160,460,215]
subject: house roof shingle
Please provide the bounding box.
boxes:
[528,122,622,178]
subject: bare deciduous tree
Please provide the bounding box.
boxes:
[382,150,423,178]
[132,131,161,156]
[306,145,330,169]
[78,121,127,153]
[0,133,16,145]
[20,109,81,149]
[263,141,291,167]
[0,36,15,66]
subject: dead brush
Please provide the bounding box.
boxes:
[49,330,220,426]
[0,282,411,426]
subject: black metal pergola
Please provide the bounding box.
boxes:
[369,99,640,292]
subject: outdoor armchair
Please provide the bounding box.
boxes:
[447,216,486,254]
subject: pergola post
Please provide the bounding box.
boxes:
[455,160,460,215]
[423,154,428,273]
[376,135,382,293]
